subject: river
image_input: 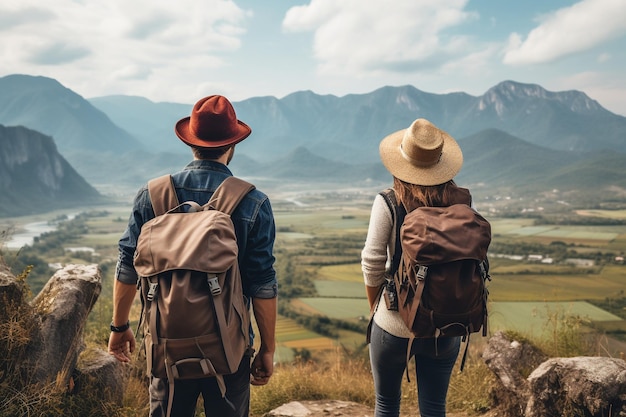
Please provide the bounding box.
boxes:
[3,221,58,249]
[3,212,80,250]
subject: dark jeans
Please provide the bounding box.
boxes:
[369,321,460,417]
[149,355,251,417]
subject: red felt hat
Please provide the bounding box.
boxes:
[175,95,251,148]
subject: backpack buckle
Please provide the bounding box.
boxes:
[416,265,428,281]
[207,276,222,296]
[147,282,159,302]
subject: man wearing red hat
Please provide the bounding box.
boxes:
[108,95,277,417]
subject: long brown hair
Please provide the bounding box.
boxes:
[393,177,459,212]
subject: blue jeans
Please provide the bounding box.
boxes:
[369,321,460,417]
[149,354,251,417]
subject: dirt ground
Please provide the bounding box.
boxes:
[264,400,498,417]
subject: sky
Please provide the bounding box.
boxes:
[1,0,626,116]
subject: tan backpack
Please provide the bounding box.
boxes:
[134,175,254,414]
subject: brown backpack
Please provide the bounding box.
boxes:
[134,175,254,414]
[380,188,491,370]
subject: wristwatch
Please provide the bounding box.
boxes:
[110,320,130,333]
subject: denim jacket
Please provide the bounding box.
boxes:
[115,160,277,300]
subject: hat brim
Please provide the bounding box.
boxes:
[379,128,463,186]
[175,117,252,148]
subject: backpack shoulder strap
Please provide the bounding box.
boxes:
[379,188,397,218]
[147,175,180,216]
[378,188,406,275]
[208,176,256,215]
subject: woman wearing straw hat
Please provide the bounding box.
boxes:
[362,119,470,417]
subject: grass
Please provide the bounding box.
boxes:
[249,350,375,416]
[249,343,505,417]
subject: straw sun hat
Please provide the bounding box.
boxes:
[379,118,463,186]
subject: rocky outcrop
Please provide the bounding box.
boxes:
[73,347,125,404]
[25,264,102,386]
[484,331,626,417]
[525,356,626,417]
[0,263,124,405]
[482,331,549,416]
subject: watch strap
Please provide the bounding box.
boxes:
[110,320,130,333]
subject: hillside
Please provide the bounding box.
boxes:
[0,74,143,154]
[88,95,190,153]
[0,125,105,217]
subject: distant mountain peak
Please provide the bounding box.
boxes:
[478,80,603,117]
[493,80,545,95]
[480,81,545,113]
[1,74,64,90]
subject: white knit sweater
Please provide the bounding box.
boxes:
[361,193,413,338]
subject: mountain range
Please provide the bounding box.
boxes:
[0,73,625,216]
[85,81,626,161]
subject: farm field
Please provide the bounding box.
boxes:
[506,225,618,241]
[268,316,336,362]
[576,209,626,219]
[490,217,626,248]
[489,301,622,338]
[488,266,626,301]
[282,208,626,355]
[315,280,363,298]
[294,297,369,320]
[274,207,371,236]
[4,191,626,364]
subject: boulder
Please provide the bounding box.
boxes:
[525,356,626,417]
[265,400,374,417]
[482,332,626,417]
[482,331,548,416]
[73,347,125,404]
[25,264,103,387]
[1,262,126,411]
[0,262,24,304]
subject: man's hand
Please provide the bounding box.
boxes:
[250,348,274,386]
[108,329,136,363]
[251,296,276,386]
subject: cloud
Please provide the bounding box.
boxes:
[504,0,626,65]
[112,65,152,81]
[282,0,478,76]
[0,6,54,30]
[0,0,250,99]
[28,42,90,65]
[126,13,176,40]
